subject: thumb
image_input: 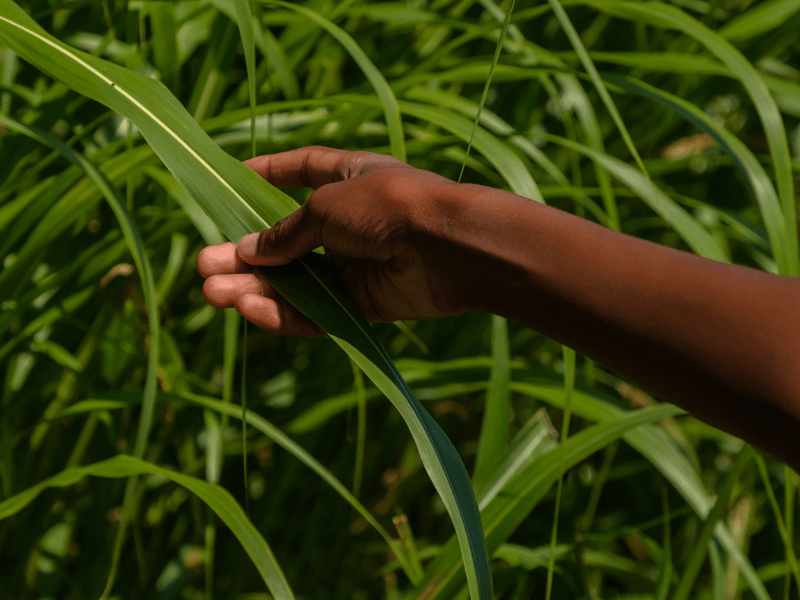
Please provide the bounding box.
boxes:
[236,207,322,266]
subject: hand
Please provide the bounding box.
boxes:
[197,146,468,336]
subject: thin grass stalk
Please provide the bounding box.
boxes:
[458,0,515,183]
[351,359,367,499]
[241,319,250,516]
[673,445,754,600]
[544,346,575,600]
[754,454,800,593]
[231,0,258,157]
[655,488,672,600]
[784,465,796,600]
[546,0,647,178]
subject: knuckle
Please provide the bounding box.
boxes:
[256,228,276,256]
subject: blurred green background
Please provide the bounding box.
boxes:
[1,0,799,598]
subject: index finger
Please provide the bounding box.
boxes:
[243,146,407,189]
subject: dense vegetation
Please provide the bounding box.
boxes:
[1,0,799,598]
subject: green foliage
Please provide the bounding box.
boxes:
[0,1,798,599]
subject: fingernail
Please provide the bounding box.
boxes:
[237,233,258,260]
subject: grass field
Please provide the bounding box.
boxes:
[1,0,799,598]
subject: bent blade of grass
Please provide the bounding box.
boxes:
[414,404,683,600]
[599,73,788,275]
[0,454,294,600]
[511,381,770,600]
[260,0,406,162]
[52,390,422,584]
[542,133,729,262]
[583,0,798,276]
[0,6,490,597]
[547,0,648,178]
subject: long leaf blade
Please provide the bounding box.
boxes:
[0,5,491,598]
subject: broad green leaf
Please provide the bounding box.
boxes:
[0,6,491,598]
[0,454,294,600]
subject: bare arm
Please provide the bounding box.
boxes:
[197,147,800,471]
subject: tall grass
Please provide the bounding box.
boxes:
[1,1,799,599]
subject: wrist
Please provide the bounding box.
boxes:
[428,182,540,316]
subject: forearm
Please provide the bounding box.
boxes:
[435,183,800,470]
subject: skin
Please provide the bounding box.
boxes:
[198,146,800,472]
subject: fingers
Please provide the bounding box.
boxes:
[243,146,408,189]
[197,242,251,277]
[235,293,325,337]
[202,273,271,308]
[236,207,322,266]
[202,273,324,336]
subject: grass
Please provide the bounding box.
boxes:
[0,0,799,598]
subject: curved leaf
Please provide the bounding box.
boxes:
[0,5,491,598]
[0,455,294,600]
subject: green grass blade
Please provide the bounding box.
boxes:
[51,390,422,584]
[0,114,160,462]
[546,0,648,178]
[673,446,754,600]
[148,2,180,95]
[0,455,295,600]
[599,73,789,276]
[718,0,800,43]
[350,358,367,500]
[545,346,575,600]
[754,454,800,593]
[511,381,770,600]
[584,0,798,276]
[476,409,557,510]
[231,0,258,156]
[414,404,683,600]
[458,0,515,183]
[241,319,250,516]
[656,489,672,600]
[542,133,729,262]
[472,315,511,491]
[261,0,406,162]
[0,6,491,598]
